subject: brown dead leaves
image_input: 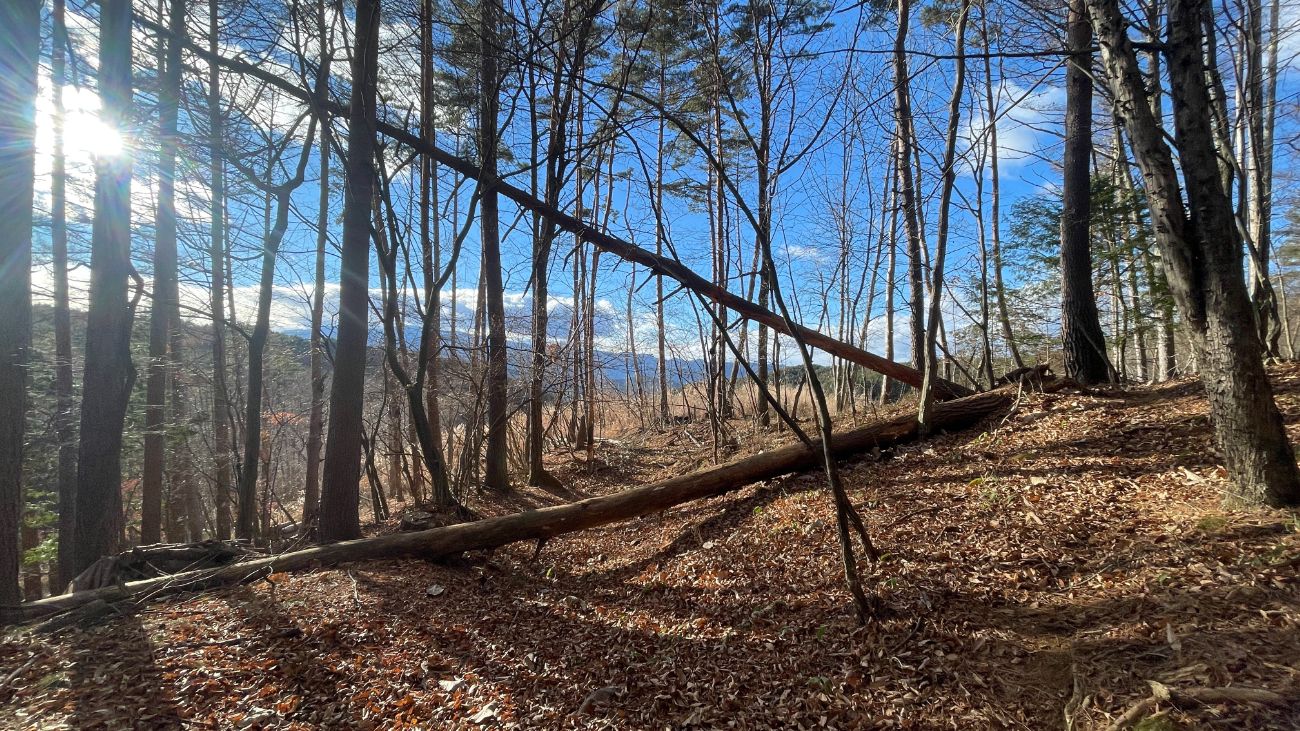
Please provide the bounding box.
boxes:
[4,369,1300,728]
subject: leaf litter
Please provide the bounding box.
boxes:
[3,368,1300,729]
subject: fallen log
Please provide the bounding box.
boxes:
[3,389,1013,625]
[131,11,969,400]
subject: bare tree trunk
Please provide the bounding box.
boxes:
[386,369,404,503]
[232,98,317,540]
[918,0,970,427]
[1141,0,1178,380]
[143,0,186,545]
[320,0,381,541]
[1243,0,1281,357]
[655,65,670,423]
[480,0,509,491]
[981,10,1022,370]
[973,128,995,388]
[1061,0,1113,385]
[881,139,898,403]
[0,0,38,604]
[528,0,597,487]
[74,0,135,575]
[50,0,79,588]
[418,8,452,508]
[237,175,308,539]
[893,0,925,372]
[303,0,332,534]
[20,525,40,600]
[208,0,233,541]
[1089,0,1299,506]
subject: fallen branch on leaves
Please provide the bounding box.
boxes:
[68,540,261,592]
[3,388,1016,626]
[1105,681,1291,730]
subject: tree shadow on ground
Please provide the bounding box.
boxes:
[64,610,184,730]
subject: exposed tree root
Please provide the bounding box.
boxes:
[1105,681,1291,730]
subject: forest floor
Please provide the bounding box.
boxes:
[4,369,1300,730]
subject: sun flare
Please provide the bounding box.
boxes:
[36,83,126,161]
[62,109,124,158]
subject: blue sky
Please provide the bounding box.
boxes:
[28,0,1300,369]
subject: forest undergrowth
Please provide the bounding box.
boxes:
[3,368,1300,730]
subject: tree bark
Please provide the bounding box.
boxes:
[1060,0,1113,385]
[417,0,453,507]
[1088,0,1300,506]
[208,0,233,541]
[73,0,136,577]
[918,0,970,427]
[481,0,510,491]
[304,0,331,532]
[893,0,926,373]
[981,11,1022,371]
[51,0,79,588]
[0,0,39,605]
[143,0,186,545]
[320,0,381,541]
[238,182,302,539]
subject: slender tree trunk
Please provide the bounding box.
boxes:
[304,0,331,532]
[480,0,509,491]
[893,0,925,372]
[528,0,594,488]
[238,183,300,539]
[755,67,774,428]
[74,0,135,575]
[1089,0,1299,506]
[973,121,995,388]
[0,0,38,604]
[1245,0,1280,357]
[168,322,201,541]
[320,0,381,541]
[1060,0,1113,385]
[1119,133,1150,381]
[655,65,670,423]
[418,0,452,507]
[143,0,186,545]
[51,0,79,588]
[982,11,1022,370]
[880,138,900,403]
[386,369,404,503]
[208,0,233,541]
[1142,0,1177,380]
[20,525,40,600]
[918,0,970,427]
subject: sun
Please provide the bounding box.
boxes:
[36,83,126,161]
[62,108,124,159]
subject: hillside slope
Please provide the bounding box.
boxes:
[4,369,1300,729]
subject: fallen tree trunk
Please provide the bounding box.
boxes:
[3,389,1012,625]
[136,12,969,400]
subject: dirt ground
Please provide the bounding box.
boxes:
[3,368,1300,729]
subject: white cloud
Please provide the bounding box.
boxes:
[962,80,1063,172]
